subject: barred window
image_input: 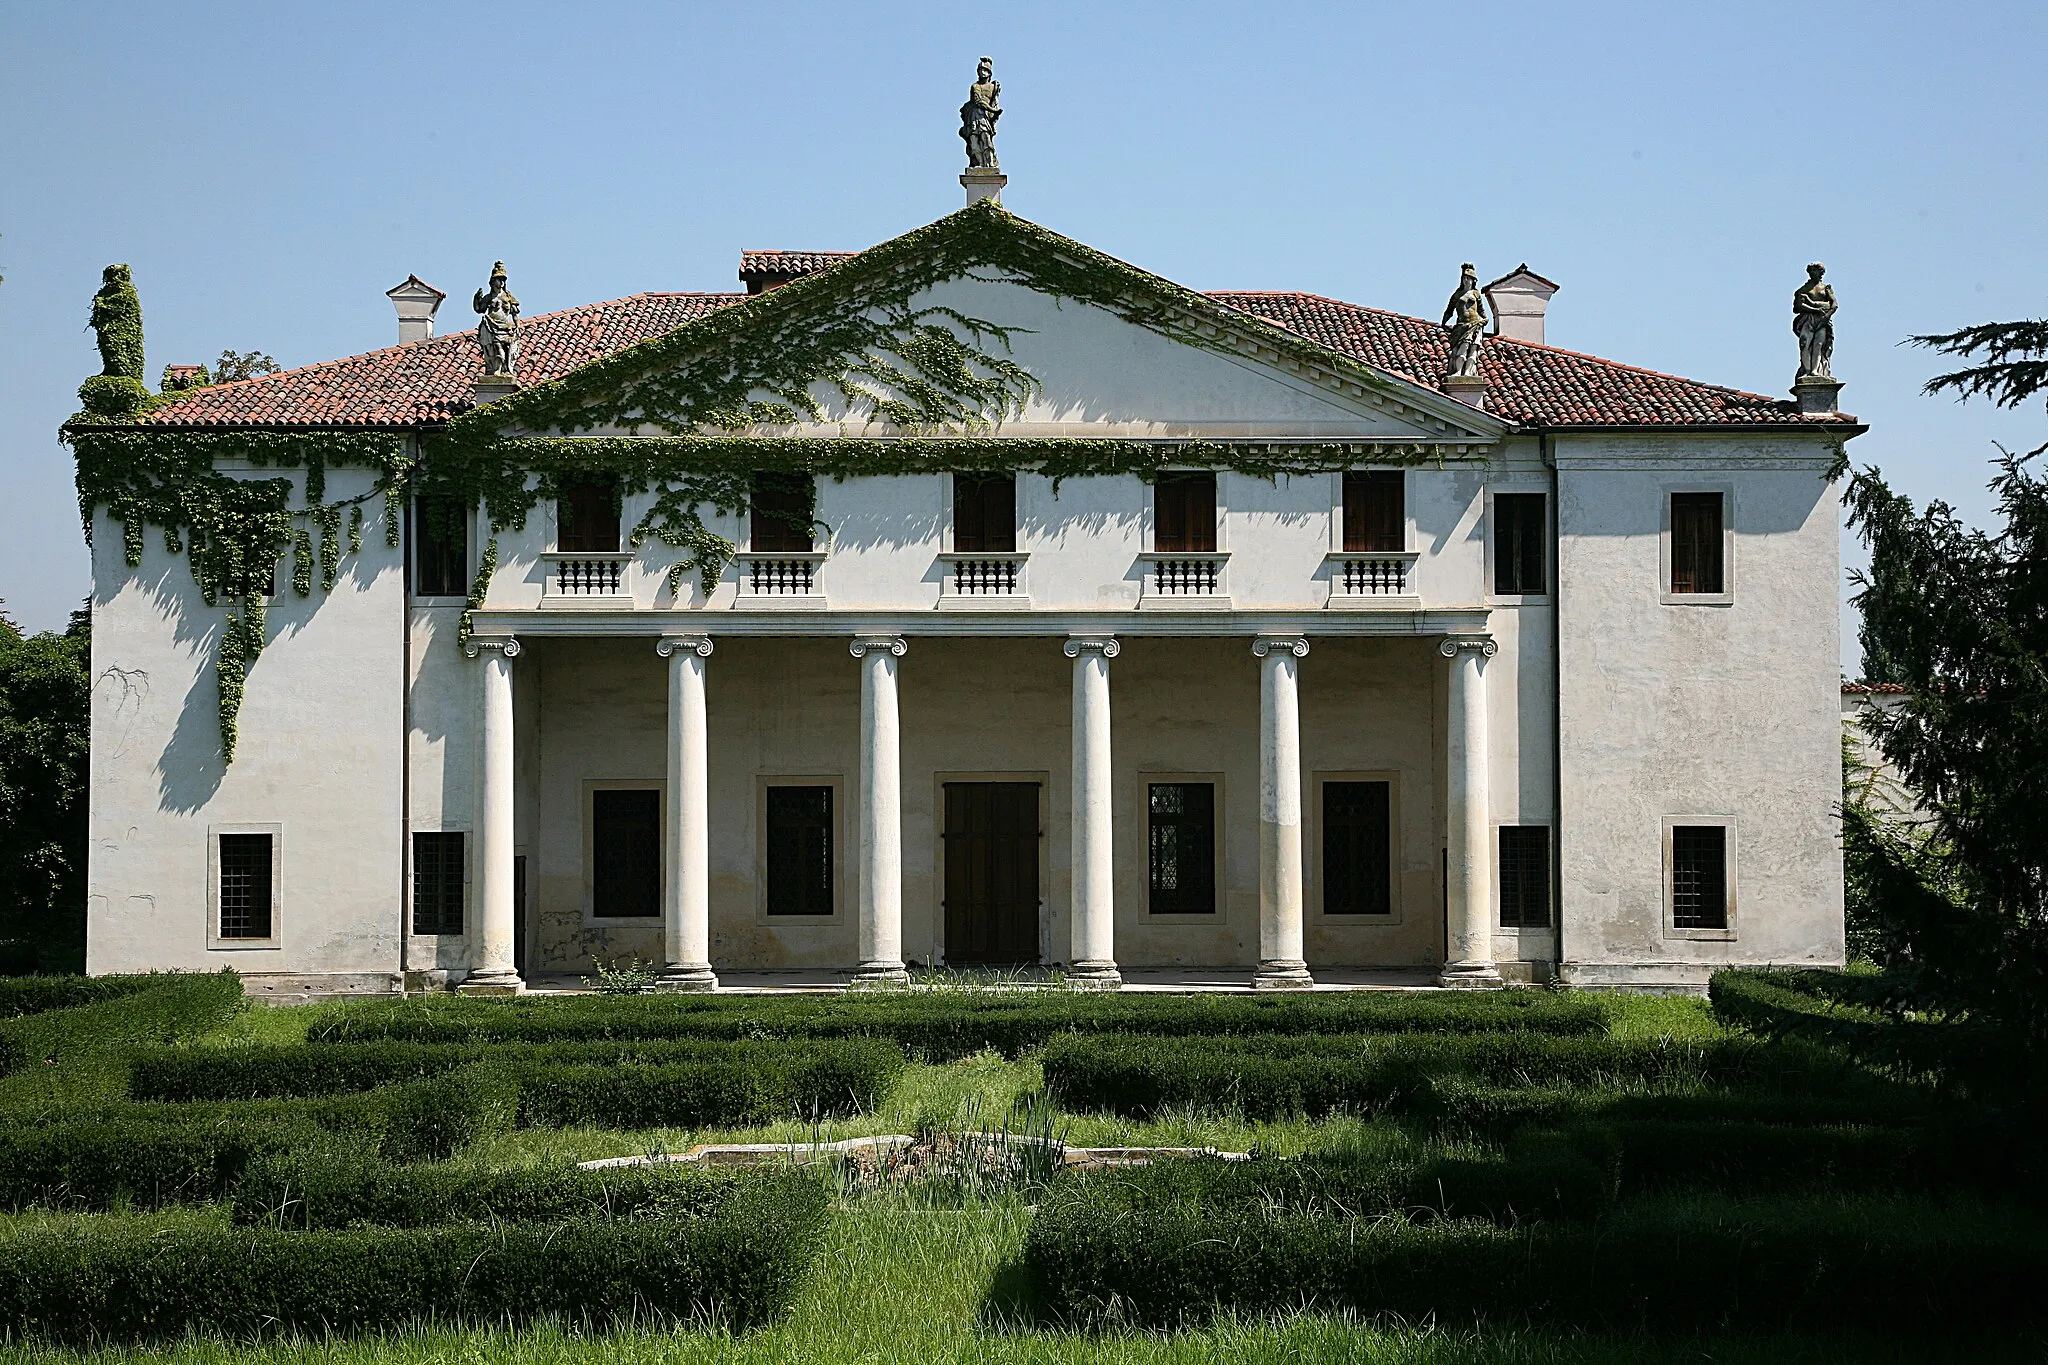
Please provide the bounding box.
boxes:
[1672,825,1729,930]
[1493,493,1547,595]
[1342,471,1404,552]
[592,789,660,918]
[1323,781,1391,915]
[412,831,465,935]
[953,474,1016,552]
[1670,493,1725,595]
[217,833,274,939]
[1148,782,1216,913]
[1498,825,1551,928]
[766,786,834,915]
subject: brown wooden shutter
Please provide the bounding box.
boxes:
[749,472,815,552]
[1156,473,1216,552]
[1343,472,1404,552]
[1671,492,1724,594]
[953,474,1016,553]
[558,479,620,553]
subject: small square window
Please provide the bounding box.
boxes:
[1498,825,1551,928]
[1671,825,1729,930]
[766,786,834,915]
[1493,493,1547,595]
[557,478,621,553]
[217,833,274,940]
[1342,472,1404,552]
[1153,473,1217,553]
[412,831,465,935]
[592,789,660,918]
[750,472,816,552]
[1148,782,1216,914]
[1323,781,1391,915]
[1670,492,1725,595]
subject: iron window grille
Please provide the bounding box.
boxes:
[217,833,274,939]
[1671,825,1730,929]
[411,831,465,935]
[1147,782,1217,913]
[1498,825,1552,928]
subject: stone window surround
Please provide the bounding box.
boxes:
[1484,482,1552,605]
[1309,770,1405,926]
[206,822,283,951]
[1659,480,1737,607]
[753,774,847,927]
[407,826,471,939]
[1662,814,1738,941]
[1135,769,1226,920]
[581,779,665,926]
[1489,819,1556,942]
[410,497,475,604]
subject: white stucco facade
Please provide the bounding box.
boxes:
[81,219,1857,994]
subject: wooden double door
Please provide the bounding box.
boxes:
[942,782,1042,965]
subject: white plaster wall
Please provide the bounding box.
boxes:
[1554,436,1845,987]
[87,467,405,980]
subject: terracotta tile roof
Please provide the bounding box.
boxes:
[738,250,857,287]
[1842,682,1908,695]
[137,271,1851,432]
[140,293,742,428]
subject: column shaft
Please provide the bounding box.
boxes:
[1254,638,1313,989]
[1441,636,1503,987]
[462,638,522,993]
[660,637,716,991]
[853,636,908,983]
[1065,637,1120,986]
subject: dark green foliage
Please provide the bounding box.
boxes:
[307,990,1605,1057]
[0,1178,828,1341]
[1023,1190,2048,1334]
[1588,1117,2034,1198]
[1710,968,2001,1092]
[1038,1031,1860,1119]
[76,374,151,419]
[374,1065,518,1160]
[0,974,158,1020]
[88,264,144,380]
[1414,1077,1928,1140]
[0,608,90,971]
[508,1038,903,1128]
[0,944,39,976]
[0,970,244,1120]
[0,1114,318,1211]
[232,1149,788,1228]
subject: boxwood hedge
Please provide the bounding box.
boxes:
[0,1115,321,1211]
[0,974,162,1021]
[0,1178,827,1341]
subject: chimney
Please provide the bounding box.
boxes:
[385,275,447,344]
[1482,265,1559,345]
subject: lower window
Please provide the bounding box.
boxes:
[217,833,274,940]
[1498,825,1551,928]
[1322,781,1391,915]
[591,789,660,918]
[412,831,465,935]
[1671,825,1730,930]
[766,785,834,916]
[1148,782,1216,914]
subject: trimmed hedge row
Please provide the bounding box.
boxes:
[0,974,160,1021]
[0,970,246,1120]
[1022,1189,2048,1334]
[233,1150,791,1228]
[0,1116,318,1211]
[1590,1117,2035,1198]
[1038,1032,1885,1119]
[0,1178,827,1341]
[308,990,1606,1058]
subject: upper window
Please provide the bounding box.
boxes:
[591,789,660,918]
[217,833,275,940]
[766,785,834,915]
[414,497,469,597]
[1670,492,1725,595]
[1671,824,1729,930]
[1153,473,1217,553]
[1147,782,1216,914]
[557,478,620,553]
[412,831,465,935]
[1498,825,1551,928]
[749,472,816,553]
[1342,471,1404,552]
[1493,493,1547,595]
[953,474,1017,553]
[1322,780,1391,915]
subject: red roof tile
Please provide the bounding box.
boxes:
[739,250,857,287]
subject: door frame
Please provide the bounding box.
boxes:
[931,771,1050,968]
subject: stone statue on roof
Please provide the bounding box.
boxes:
[1792,262,1837,382]
[472,262,520,378]
[1441,263,1487,381]
[960,57,1001,171]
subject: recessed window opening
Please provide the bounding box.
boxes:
[1342,471,1404,552]
[217,833,274,939]
[412,831,465,935]
[1323,781,1391,915]
[1494,493,1548,595]
[1153,473,1217,553]
[766,785,834,915]
[1671,825,1729,930]
[592,789,660,918]
[750,472,816,552]
[1148,782,1216,913]
[1670,492,1725,595]
[557,477,621,553]
[414,496,470,596]
[953,473,1017,553]
[1498,825,1551,928]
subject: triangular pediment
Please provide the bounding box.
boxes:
[460,201,1506,451]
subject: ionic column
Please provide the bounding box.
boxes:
[657,635,717,992]
[459,634,523,994]
[1063,636,1121,987]
[850,635,909,984]
[1253,636,1314,990]
[1440,634,1503,988]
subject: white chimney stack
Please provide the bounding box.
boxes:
[385,275,447,344]
[1483,265,1559,345]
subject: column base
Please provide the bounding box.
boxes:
[655,964,719,993]
[456,968,524,997]
[1252,960,1315,990]
[1437,961,1505,990]
[1064,960,1122,991]
[851,962,910,987]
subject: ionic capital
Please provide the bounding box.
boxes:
[1064,635,1121,660]
[656,634,714,659]
[1437,634,1498,659]
[849,633,908,659]
[463,633,521,660]
[1252,635,1310,659]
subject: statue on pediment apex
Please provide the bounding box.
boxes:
[960,57,1002,171]
[473,261,520,378]
[1442,262,1487,381]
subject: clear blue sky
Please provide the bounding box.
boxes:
[3,0,2043,667]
